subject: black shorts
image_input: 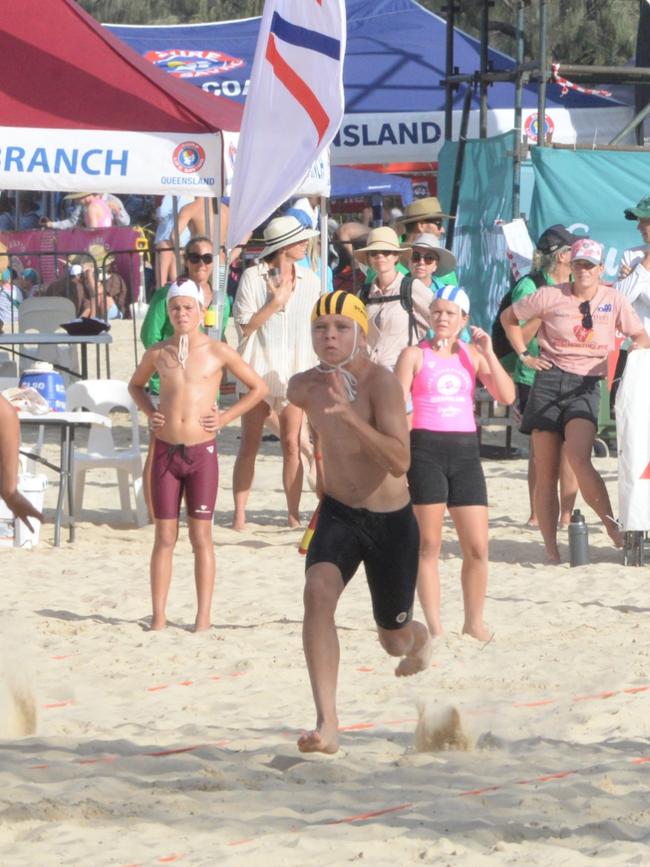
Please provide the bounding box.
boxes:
[407,430,487,507]
[519,366,601,438]
[305,495,419,630]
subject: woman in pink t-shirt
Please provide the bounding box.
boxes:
[396,286,514,641]
[501,238,650,563]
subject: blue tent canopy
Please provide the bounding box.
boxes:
[107,0,630,164]
[331,165,413,203]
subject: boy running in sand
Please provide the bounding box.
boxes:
[129,279,267,632]
[288,291,431,754]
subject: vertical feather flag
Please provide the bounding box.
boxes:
[226,0,346,250]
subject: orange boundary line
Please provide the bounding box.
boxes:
[327,802,413,824]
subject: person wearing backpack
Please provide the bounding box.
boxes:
[353,227,433,371]
[508,225,581,527]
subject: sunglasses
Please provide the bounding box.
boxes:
[186,252,213,265]
[426,218,444,228]
[368,250,397,258]
[411,251,438,264]
[579,300,593,330]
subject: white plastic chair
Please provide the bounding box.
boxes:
[66,379,148,526]
[18,296,79,382]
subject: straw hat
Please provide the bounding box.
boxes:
[63,191,95,200]
[396,196,453,231]
[353,226,410,267]
[409,233,456,277]
[259,215,319,258]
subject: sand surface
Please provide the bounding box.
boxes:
[1,320,649,866]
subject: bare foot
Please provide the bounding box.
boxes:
[395,629,433,677]
[544,543,561,565]
[194,618,211,633]
[288,515,302,529]
[604,518,624,548]
[526,516,539,527]
[149,617,166,631]
[297,722,339,754]
[462,622,493,642]
[231,517,248,531]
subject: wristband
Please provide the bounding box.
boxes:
[519,350,531,361]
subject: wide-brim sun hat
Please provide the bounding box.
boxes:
[64,191,94,200]
[353,226,410,267]
[396,196,453,231]
[259,215,319,258]
[409,233,457,277]
[624,195,650,221]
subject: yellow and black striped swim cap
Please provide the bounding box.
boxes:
[311,290,368,335]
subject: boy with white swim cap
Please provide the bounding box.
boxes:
[129,278,267,632]
[288,290,431,755]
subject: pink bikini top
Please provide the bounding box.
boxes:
[411,341,477,433]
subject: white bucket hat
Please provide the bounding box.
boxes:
[259,215,319,258]
[409,233,457,277]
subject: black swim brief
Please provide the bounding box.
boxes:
[305,495,419,630]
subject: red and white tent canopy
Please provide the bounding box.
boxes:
[0,0,242,196]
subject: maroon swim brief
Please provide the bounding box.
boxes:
[151,438,219,521]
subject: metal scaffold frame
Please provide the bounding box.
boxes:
[440,0,650,226]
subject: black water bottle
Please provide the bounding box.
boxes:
[568,509,589,567]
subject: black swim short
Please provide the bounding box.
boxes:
[407,430,488,507]
[305,495,419,630]
[519,366,601,438]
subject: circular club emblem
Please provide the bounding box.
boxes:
[172,141,206,174]
[524,112,555,144]
[437,372,462,396]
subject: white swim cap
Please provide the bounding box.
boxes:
[433,284,470,315]
[166,278,204,309]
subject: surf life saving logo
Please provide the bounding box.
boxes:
[524,112,555,143]
[145,49,244,79]
[172,142,206,174]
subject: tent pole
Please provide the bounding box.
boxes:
[444,1,457,141]
[512,0,525,219]
[446,85,473,250]
[479,0,489,138]
[609,100,650,144]
[320,195,328,295]
[172,196,181,278]
[537,0,548,147]
[211,196,223,340]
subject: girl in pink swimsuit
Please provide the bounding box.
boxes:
[395,285,515,641]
